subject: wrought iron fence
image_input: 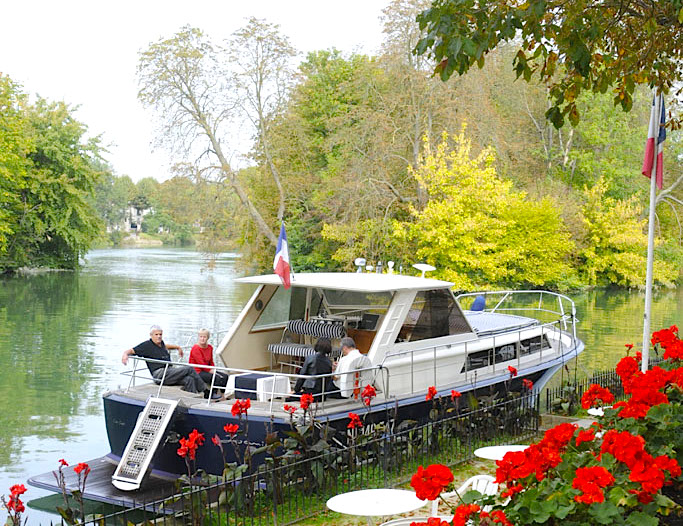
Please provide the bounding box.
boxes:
[71,392,539,525]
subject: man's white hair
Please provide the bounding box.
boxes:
[149,324,163,334]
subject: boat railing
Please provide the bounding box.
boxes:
[122,356,389,411]
[382,314,578,398]
[456,290,578,339]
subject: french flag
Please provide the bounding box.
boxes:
[273,223,291,289]
[642,94,666,189]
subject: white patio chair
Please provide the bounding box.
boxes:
[431,474,498,516]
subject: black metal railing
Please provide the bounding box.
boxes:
[70,393,539,525]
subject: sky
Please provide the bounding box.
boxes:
[1,1,390,182]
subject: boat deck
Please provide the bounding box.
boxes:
[27,455,178,512]
[110,382,385,419]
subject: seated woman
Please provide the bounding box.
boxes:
[189,328,228,399]
[293,338,337,401]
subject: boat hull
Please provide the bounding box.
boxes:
[103,367,554,477]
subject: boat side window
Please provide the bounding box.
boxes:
[462,335,552,372]
[397,289,471,342]
[253,287,307,330]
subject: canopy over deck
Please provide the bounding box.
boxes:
[235,272,453,293]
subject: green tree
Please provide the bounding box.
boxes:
[578,178,678,287]
[415,0,683,128]
[393,129,575,290]
[0,79,103,271]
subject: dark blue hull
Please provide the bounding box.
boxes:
[103,369,547,477]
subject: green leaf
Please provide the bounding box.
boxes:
[626,512,658,526]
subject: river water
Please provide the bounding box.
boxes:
[0,248,680,524]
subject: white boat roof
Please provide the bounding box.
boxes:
[235,272,454,292]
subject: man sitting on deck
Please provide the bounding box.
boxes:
[333,337,371,398]
[122,325,208,396]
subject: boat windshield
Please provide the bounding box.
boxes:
[398,289,472,342]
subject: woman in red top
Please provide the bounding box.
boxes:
[189,329,228,398]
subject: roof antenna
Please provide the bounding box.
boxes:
[412,263,436,278]
[354,258,366,273]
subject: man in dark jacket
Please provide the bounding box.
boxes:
[122,325,208,395]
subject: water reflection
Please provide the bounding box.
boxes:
[0,248,679,524]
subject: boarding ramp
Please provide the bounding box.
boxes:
[111,397,178,491]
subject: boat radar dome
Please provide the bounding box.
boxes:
[412,263,436,278]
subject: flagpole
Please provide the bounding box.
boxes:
[641,92,661,373]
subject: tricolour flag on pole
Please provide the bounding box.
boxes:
[273,223,291,289]
[642,94,666,189]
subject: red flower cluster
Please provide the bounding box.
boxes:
[283,404,297,414]
[211,434,221,446]
[652,325,683,360]
[426,386,437,401]
[6,483,27,514]
[73,462,90,476]
[580,384,615,409]
[299,393,314,410]
[362,384,377,406]
[410,464,454,501]
[601,429,681,502]
[572,466,615,504]
[452,503,481,526]
[496,423,576,485]
[58,458,68,466]
[231,398,251,417]
[223,423,239,435]
[507,366,517,377]
[522,379,533,390]
[500,483,524,499]
[613,362,672,418]
[575,428,596,447]
[347,412,362,429]
[450,390,461,400]
[177,429,205,460]
[479,509,513,525]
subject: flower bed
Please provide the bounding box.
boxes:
[409,326,683,526]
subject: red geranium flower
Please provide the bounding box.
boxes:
[452,503,481,526]
[299,393,314,410]
[572,466,615,504]
[575,428,596,447]
[500,483,524,499]
[426,386,437,401]
[581,384,614,409]
[347,412,363,429]
[410,464,454,500]
[507,366,517,377]
[223,423,239,435]
[409,518,450,526]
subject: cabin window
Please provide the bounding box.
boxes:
[398,289,472,342]
[253,287,308,329]
[461,335,552,372]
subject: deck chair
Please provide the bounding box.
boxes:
[431,475,498,516]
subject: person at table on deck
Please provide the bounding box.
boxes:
[189,328,228,397]
[121,325,208,396]
[332,337,364,398]
[293,337,334,400]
